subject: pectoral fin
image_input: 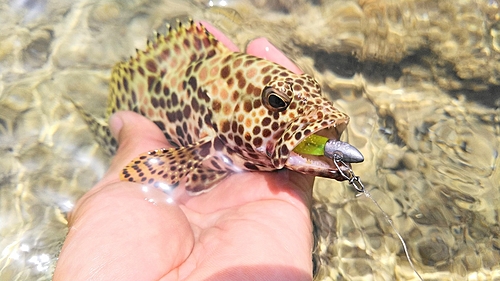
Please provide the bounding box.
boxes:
[185,167,229,195]
[120,139,213,191]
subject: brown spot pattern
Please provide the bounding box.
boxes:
[106,21,351,194]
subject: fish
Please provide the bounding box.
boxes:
[82,20,363,195]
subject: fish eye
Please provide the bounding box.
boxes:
[262,87,290,112]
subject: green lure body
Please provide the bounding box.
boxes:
[292,134,328,155]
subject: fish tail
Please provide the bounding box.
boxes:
[70,98,118,155]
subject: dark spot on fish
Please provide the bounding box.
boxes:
[194,61,203,72]
[171,93,179,106]
[115,97,121,109]
[146,59,157,73]
[175,110,183,121]
[252,126,261,135]
[261,65,272,74]
[121,77,129,92]
[219,134,227,144]
[245,143,254,152]
[147,76,155,92]
[151,97,159,108]
[176,126,185,139]
[232,90,239,102]
[207,49,216,59]
[204,112,212,126]
[199,142,211,157]
[214,137,225,151]
[161,48,170,59]
[138,66,145,76]
[153,120,166,131]
[231,121,238,133]
[193,37,201,50]
[253,137,263,147]
[183,106,191,118]
[234,135,243,146]
[202,37,211,48]
[191,98,199,112]
[191,173,199,182]
[212,100,221,113]
[200,173,208,181]
[131,90,137,103]
[221,120,230,133]
[262,117,271,126]
[188,77,197,90]
[211,160,221,170]
[244,162,258,170]
[294,132,302,140]
[246,84,254,96]
[183,38,190,48]
[221,65,230,79]
[185,65,193,77]
[154,81,161,94]
[243,100,252,112]
[166,111,174,122]
[198,88,209,102]
[262,129,271,138]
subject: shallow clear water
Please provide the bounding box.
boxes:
[1,0,499,280]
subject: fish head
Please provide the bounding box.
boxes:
[262,73,354,180]
[217,63,354,180]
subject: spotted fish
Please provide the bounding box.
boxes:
[86,20,362,195]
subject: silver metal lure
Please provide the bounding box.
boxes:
[324,139,364,163]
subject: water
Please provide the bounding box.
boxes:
[1,0,499,280]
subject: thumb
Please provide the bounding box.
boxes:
[102,111,170,183]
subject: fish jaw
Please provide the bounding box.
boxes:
[283,117,354,181]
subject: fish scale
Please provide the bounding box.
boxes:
[81,20,360,195]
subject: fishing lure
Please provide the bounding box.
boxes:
[293,134,364,163]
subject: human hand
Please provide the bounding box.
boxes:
[53,22,314,281]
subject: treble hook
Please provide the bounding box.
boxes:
[332,153,365,193]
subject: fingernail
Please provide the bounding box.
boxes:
[109,113,124,141]
[246,38,303,74]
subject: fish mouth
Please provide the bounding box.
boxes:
[285,125,353,181]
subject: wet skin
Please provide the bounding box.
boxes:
[53,23,315,281]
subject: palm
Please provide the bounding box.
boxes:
[54,111,314,281]
[54,23,314,280]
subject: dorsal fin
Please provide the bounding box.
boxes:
[106,20,231,117]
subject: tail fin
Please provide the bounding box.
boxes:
[71,99,118,155]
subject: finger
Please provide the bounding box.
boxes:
[246,37,303,74]
[198,21,240,52]
[102,111,170,185]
